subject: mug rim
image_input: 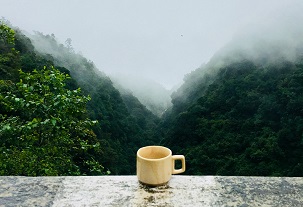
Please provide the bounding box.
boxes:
[137,145,172,161]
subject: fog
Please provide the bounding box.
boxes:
[1,0,302,89]
[205,3,303,72]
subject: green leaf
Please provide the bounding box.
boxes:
[51,119,57,126]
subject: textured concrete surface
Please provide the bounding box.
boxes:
[0,176,302,206]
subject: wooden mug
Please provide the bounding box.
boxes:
[136,146,186,186]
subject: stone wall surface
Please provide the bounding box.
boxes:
[0,176,302,207]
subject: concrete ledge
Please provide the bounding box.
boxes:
[0,176,302,206]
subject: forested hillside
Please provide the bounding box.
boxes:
[0,21,159,175]
[1,20,303,177]
[29,31,160,174]
[159,37,303,176]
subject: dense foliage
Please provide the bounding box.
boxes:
[160,59,303,176]
[0,22,159,175]
[0,23,107,175]
[0,67,106,175]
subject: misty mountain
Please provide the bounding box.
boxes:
[168,17,303,119]
[158,26,303,176]
[111,73,172,117]
[2,13,303,177]
[30,32,162,174]
[0,21,160,175]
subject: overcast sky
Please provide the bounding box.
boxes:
[1,0,302,89]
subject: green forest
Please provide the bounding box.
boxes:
[0,21,302,176]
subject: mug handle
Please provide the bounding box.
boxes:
[172,155,186,174]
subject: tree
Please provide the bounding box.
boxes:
[0,22,19,79]
[0,66,107,175]
[65,38,74,53]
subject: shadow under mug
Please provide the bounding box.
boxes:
[136,146,186,186]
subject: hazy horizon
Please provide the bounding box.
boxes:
[1,0,302,89]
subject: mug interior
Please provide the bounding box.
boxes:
[138,146,171,160]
